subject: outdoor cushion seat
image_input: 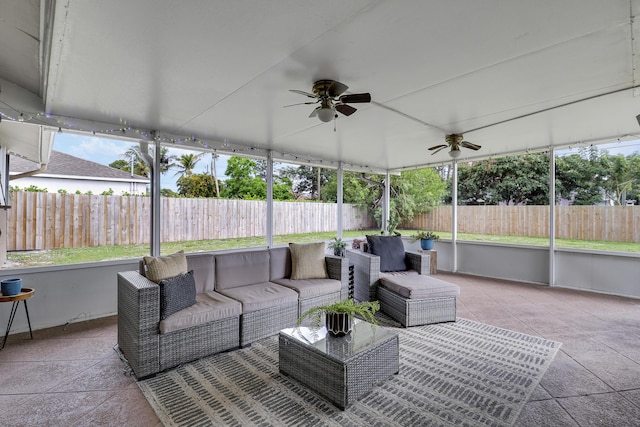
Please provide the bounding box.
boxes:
[159,291,242,334]
[217,282,299,313]
[379,274,460,299]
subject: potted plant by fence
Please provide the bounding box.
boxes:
[327,237,347,257]
[411,230,440,250]
[297,299,380,337]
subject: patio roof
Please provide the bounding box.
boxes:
[1,1,640,171]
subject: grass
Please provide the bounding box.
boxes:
[6,229,639,269]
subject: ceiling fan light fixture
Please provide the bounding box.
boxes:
[449,148,461,159]
[317,107,335,122]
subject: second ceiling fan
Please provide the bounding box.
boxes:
[287,80,371,122]
[428,134,481,158]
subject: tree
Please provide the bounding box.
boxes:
[453,154,550,205]
[555,148,605,205]
[219,156,290,200]
[173,153,203,177]
[280,165,332,200]
[321,168,446,230]
[118,145,175,177]
[177,173,223,198]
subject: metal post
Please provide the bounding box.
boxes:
[452,160,458,273]
[549,147,556,286]
[150,133,161,256]
[337,162,343,239]
[383,171,391,234]
[266,150,274,247]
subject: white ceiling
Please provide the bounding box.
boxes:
[1,0,640,171]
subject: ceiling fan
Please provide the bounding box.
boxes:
[287,80,371,122]
[428,134,481,158]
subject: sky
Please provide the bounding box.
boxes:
[52,132,231,192]
[52,132,640,192]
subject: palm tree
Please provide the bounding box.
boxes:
[174,153,203,177]
[122,146,174,177]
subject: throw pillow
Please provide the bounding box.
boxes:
[158,270,197,320]
[143,251,188,283]
[366,235,407,272]
[289,242,328,280]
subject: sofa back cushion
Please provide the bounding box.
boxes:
[289,242,328,280]
[186,253,215,293]
[142,251,188,283]
[215,250,270,290]
[366,235,407,272]
[269,247,292,280]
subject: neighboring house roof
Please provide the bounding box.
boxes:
[10,150,149,183]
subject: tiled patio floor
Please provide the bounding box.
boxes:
[0,272,639,426]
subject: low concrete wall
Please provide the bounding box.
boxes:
[2,241,638,336]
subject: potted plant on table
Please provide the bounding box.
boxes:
[327,237,347,257]
[410,230,440,251]
[297,299,380,337]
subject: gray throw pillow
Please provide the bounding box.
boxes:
[158,270,197,320]
[366,235,407,272]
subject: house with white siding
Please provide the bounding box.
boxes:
[10,150,149,195]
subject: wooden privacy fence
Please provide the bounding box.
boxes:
[6,192,374,251]
[404,205,640,243]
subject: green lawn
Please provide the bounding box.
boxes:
[6,229,639,268]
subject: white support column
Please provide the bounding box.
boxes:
[383,171,391,234]
[266,150,274,247]
[549,147,556,286]
[337,162,344,239]
[452,160,458,273]
[150,133,161,256]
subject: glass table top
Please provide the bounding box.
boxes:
[280,319,398,361]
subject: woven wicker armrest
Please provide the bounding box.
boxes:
[346,249,380,302]
[325,255,350,300]
[117,271,161,378]
[405,251,431,275]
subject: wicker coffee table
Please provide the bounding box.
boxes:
[279,319,399,409]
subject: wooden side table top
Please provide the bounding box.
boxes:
[0,288,35,303]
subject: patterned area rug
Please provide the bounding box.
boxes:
[138,318,561,427]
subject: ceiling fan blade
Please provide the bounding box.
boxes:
[339,93,371,104]
[309,107,320,118]
[335,103,357,116]
[429,146,448,155]
[290,89,317,98]
[327,81,349,97]
[461,141,482,150]
[283,101,318,108]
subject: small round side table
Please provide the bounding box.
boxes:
[0,287,34,350]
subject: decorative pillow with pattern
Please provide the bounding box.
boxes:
[289,242,328,280]
[143,251,188,283]
[366,235,407,272]
[158,270,197,320]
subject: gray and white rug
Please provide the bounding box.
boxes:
[138,318,561,427]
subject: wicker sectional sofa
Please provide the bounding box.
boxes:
[117,246,349,379]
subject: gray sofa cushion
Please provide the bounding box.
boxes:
[218,282,298,313]
[215,251,270,290]
[366,235,407,272]
[269,247,292,280]
[379,274,460,299]
[186,253,215,293]
[272,278,341,299]
[158,270,197,320]
[159,291,242,334]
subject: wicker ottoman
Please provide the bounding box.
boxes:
[279,320,399,409]
[378,274,460,327]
